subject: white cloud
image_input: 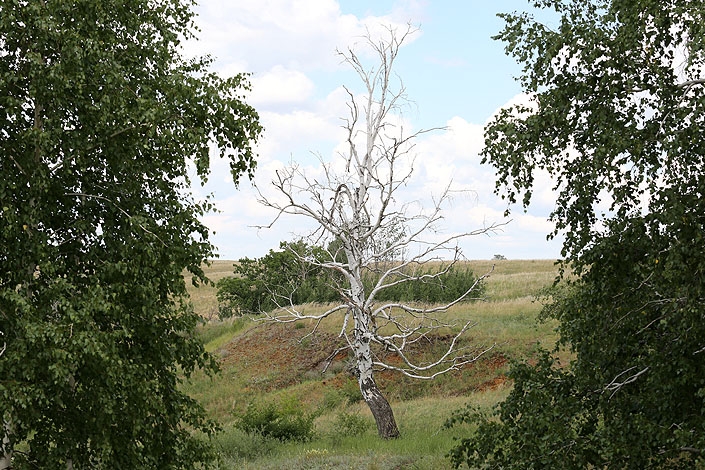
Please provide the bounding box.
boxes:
[185,2,564,260]
[412,116,497,208]
[516,213,555,234]
[249,66,315,108]
[188,0,416,75]
[253,86,349,162]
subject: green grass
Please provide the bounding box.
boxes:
[184,259,562,468]
[207,390,516,470]
[197,317,249,352]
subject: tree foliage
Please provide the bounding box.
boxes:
[448,0,705,468]
[216,240,340,316]
[0,0,261,467]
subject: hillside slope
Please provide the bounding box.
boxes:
[183,259,561,468]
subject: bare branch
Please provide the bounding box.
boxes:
[260,303,348,323]
[246,22,504,438]
[604,366,650,398]
[322,344,351,374]
[374,330,497,380]
[677,78,705,88]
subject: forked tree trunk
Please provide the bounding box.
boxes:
[352,307,400,439]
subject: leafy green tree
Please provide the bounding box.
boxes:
[0,0,261,468]
[216,240,340,317]
[447,1,705,468]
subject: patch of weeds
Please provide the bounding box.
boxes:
[304,448,330,460]
[333,410,369,437]
[324,360,345,376]
[197,317,247,346]
[302,369,323,382]
[214,424,277,461]
[321,388,345,410]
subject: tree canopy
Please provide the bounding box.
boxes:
[448,0,705,468]
[0,0,261,467]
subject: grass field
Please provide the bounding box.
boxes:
[183,259,562,469]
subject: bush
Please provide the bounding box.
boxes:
[236,400,316,442]
[216,240,341,317]
[340,378,363,405]
[215,274,264,318]
[361,264,485,303]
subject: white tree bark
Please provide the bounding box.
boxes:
[256,23,505,438]
[0,333,10,470]
[0,417,11,470]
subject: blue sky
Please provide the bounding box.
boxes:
[185,0,563,260]
[336,2,525,125]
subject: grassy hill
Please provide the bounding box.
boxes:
[183,259,562,469]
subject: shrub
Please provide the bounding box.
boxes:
[340,378,363,405]
[236,400,316,442]
[216,240,341,317]
[321,388,345,410]
[215,274,264,318]
[361,264,485,303]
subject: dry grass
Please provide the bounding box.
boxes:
[184,259,237,319]
[470,259,561,300]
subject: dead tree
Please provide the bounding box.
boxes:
[256,24,503,439]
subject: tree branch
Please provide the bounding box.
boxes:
[604,366,649,398]
[677,78,705,88]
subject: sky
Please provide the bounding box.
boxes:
[184,0,564,261]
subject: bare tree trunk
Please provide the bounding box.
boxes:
[352,306,400,439]
[359,363,400,439]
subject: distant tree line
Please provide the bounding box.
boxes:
[216,240,485,318]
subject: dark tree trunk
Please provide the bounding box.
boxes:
[360,375,400,439]
[348,277,399,438]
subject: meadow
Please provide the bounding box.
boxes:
[183,259,562,469]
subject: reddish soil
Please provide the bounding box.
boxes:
[218,322,347,391]
[476,375,509,392]
[217,321,510,397]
